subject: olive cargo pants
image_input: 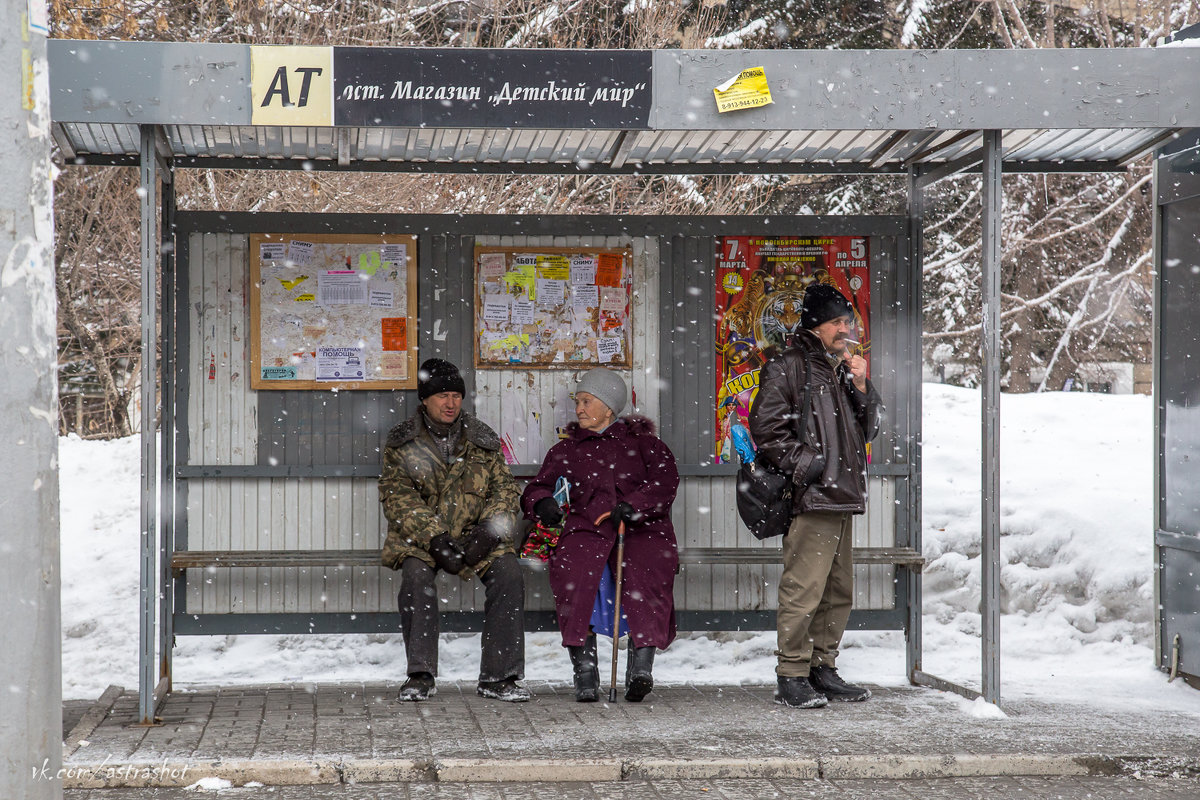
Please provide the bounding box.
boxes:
[776,511,854,678]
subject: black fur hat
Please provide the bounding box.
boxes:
[417,358,466,400]
[801,284,854,330]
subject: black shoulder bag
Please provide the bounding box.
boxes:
[735,352,812,540]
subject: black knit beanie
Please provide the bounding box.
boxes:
[417,358,466,400]
[801,284,854,330]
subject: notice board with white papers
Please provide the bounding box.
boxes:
[473,245,633,369]
[249,233,418,390]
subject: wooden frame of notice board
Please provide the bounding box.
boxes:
[249,233,418,390]
[473,245,633,369]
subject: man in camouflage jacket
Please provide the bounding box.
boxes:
[379,358,528,702]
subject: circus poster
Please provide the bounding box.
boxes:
[714,235,870,464]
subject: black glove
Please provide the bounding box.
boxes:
[462,524,503,567]
[611,501,640,526]
[428,532,465,574]
[534,497,564,528]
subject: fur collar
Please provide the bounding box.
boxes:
[386,411,502,452]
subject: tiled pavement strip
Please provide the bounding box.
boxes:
[58,681,1200,790]
[61,776,1200,800]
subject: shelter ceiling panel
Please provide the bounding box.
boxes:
[909,130,984,165]
[1020,128,1152,163]
[731,129,791,163]
[58,121,138,157]
[665,129,728,163]
[51,121,1178,172]
[1040,128,1133,162]
[822,129,888,163]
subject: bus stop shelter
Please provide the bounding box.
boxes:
[46,40,1200,723]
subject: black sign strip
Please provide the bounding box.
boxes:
[333,48,652,130]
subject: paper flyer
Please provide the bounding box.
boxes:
[713,66,773,113]
[316,346,365,381]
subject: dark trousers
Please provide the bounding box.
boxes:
[397,553,525,682]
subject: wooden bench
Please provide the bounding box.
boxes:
[170,546,923,572]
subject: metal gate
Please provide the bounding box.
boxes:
[1156,130,1200,685]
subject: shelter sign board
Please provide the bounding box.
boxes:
[714,235,870,464]
[249,233,418,390]
[474,246,632,369]
[333,48,651,129]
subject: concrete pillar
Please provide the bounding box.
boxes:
[0,0,62,798]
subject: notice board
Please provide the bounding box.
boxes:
[473,245,632,369]
[249,233,418,390]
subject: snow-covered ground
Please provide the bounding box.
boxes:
[59,384,1200,714]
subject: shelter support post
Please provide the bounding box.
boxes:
[905,168,925,683]
[906,167,983,703]
[908,145,1006,706]
[158,159,176,694]
[980,129,1003,706]
[138,125,163,724]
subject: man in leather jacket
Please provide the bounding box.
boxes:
[749,283,882,709]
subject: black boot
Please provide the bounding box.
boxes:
[774,675,828,709]
[809,665,871,702]
[624,645,655,702]
[567,635,600,702]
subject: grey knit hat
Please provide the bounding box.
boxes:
[575,368,627,416]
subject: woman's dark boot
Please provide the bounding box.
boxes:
[567,635,599,702]
[625,645,655,702]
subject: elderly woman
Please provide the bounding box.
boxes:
[521,368,680,702]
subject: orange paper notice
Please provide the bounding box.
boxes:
[595,253,623,287]
[381,317,408,351]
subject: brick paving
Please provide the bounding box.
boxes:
[54,680,1200,794]
[63,776,1200,799]
[66,681,1200,765]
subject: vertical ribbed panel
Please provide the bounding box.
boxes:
[659,235,715,463]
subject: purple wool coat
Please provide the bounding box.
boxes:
[521,416,680,649]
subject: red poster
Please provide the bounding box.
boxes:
[714,235,870,464]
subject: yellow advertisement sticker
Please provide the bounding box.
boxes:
[713,66,773,114]
[251,45,334,126]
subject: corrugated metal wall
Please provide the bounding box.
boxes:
[179,226,900,620]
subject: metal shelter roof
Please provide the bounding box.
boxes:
[48,41,1200,174]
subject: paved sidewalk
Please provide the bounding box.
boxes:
[60,777,1200,799]
[58,681,1200,790]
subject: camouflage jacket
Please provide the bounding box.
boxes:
[378,410,519,578]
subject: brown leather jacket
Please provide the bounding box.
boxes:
[748,331,882,515]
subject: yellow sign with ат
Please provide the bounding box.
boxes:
[251,46,334,126]
[713,66,773,114]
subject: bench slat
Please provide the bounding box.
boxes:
[171,546,924,571]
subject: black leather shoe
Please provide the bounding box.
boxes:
[568,635,600,702]
[398,672,436,701]
[809,665,871,702]
[774,676,828,709]
[624,646,655,702]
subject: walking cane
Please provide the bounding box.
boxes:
[594,512,627,702]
